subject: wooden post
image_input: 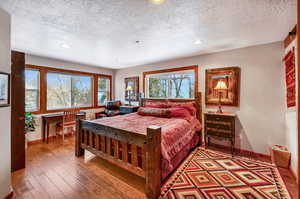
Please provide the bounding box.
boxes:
[145,125,161,199]
[75,113,85,157]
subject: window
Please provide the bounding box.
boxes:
[47,73,92,110]
[98,77,111,105]
[144,66,198,99]
[25,65,112,113]
[25,69,40,111]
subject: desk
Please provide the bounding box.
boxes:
[42,112,86,143]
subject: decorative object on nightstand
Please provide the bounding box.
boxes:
[204,112,236,156]
[214,80,228,113]
[120,105,139,115]
[126,85,133,106]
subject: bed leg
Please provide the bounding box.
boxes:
[75,118,84,157]
[145,125,161,199]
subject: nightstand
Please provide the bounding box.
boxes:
[204,112,236,155]
[120,106,139,115]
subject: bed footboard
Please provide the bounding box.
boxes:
[76,119,161,199]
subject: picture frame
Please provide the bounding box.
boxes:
[125,76,139,101]
[0,72,10,107]
[205,67,240,107]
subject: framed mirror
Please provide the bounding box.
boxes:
[0,72,10,107]
[205,67,240,106]
[125,77,139,102]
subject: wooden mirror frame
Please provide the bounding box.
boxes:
[205,67,240,107]
[125,76,139,101]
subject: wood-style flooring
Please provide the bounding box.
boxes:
[12,136,298,199]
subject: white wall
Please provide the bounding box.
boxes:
[25,54,114,76]
[284,39,298,179]
[0,8,11,199]
[25,55,116,142]
[115,42,286,155]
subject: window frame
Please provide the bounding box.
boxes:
[26,64,112,114]
[143,65,198,99]
[97,76,112,106]
[25,69,40,112]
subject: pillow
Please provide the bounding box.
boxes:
[168,101,197,116]
[138,107,171,118]
[169,108,193,121]
[144,100,170,108]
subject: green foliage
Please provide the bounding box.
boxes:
[25,112,36,133]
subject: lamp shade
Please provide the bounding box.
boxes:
[126,85,133,91]
[214,80,228,90]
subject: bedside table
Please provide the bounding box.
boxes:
[204,112,236,155]
[120,106,139,115]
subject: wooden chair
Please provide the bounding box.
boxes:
[56,109,79,141]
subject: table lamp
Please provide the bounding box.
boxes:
[214,80,228,113]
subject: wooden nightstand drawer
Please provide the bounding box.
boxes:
[205,121,233,131]
[205,114,233,123]
[206,129,233,138]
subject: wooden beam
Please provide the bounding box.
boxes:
[145,126,161,199]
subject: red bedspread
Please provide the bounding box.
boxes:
[91,113,201,179]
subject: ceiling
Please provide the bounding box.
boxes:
[0,0,297,69]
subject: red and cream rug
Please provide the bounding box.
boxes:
[160,148,291,199]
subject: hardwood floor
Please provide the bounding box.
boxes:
[12,136,298,199]
[12,136,146,199]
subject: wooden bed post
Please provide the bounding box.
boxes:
[75,114,85,157]
[145,125,161,199]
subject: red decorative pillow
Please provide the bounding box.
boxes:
[144,100,170,108]
[169,108,193,121]
[168,102,197,116]
[138,107,171,118]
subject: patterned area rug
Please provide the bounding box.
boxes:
[160,148,291,199]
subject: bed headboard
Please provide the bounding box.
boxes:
[140,92,202,123]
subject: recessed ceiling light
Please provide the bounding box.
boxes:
[61,43,70,49]
[150,0,165,4]
[194,40,202,45]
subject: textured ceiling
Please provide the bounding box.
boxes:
[0,0,297,69]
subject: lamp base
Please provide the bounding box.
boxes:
[216,104,223,114]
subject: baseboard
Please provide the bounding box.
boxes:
[208,143,271,161]
[4,191,13,199]
[28,133,74,145]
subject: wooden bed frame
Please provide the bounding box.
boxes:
[75,92,202,199]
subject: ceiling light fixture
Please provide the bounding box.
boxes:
[61,43,71,49]
[150,0,165,4]
[194,40,202,45]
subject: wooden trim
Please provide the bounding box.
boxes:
[208,142,271,161]
[284,25,297,48]
[142,65,199,97]
[25,64,112,114]
[26,64,112,78]
[4,191,14,199]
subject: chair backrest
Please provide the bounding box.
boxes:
[63,109,80,123]
[106,100,121,110]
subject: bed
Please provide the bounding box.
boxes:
[75,92,202,199]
